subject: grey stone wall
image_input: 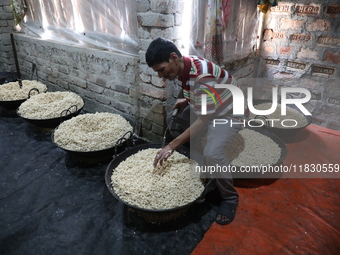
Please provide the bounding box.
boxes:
[256,0,340,130]
[137,0,185,141]
[0,0,15,72]
[13,34,140,128]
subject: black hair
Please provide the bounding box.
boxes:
[145,37,182,67]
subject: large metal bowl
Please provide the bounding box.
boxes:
[105,143,215,223]
[17,104,83,129]
[248,99,312,138]
[0,87,47,110]
[52,129,134,161]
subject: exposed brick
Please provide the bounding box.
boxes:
[270,4,291,13]
[150,26,181,40]
[306,19,331,32]
[103,88,115,98]
[150,0,184,14]
[112,100,133,114]
[88,83,104,94]
[113,92,135,105]
[138,12,174,27]
[137,27,151,39]
[139,39,153,51]
[151,102,165,114]
[139,51,146,64]
[324,51,340,64]
[262,46,274,54]
[290,34,311,43]
[57,80,69,90]
[281,19,304,30]
[140,63,157,76]
[137,0,150,12]
[0,27,14,33]
[297,48,319,60]
[95,94,111,105]
[140,73,151,83]
[286,61,306,70]
[311,65,335,76]
[152,123,165,136]
[265,59,280,65]
[0,20,7,26]
[317,36,340,46]
[328,97,340,106]
[151,76,166,87]
[139,82,168,100]
[58,66,69,74]
[326,5,340,14]
[96,77,107,86]
[296,5,321,15]
[116,84,130,94]
[143,111,165,126]
[0,13,14,20]
[274,72,295,79]
[0,0,11,6]
[279,47,292,55]
[141,117,153,131]
[3,5,13,13]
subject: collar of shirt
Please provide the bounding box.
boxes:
[178,56,191,87]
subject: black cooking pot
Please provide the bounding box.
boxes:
[248,99,312,138]
[0,87,46,110]
[52,130,134,159]
[17,104,83,129]
[105,143,215,223]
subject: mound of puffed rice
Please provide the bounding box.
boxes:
[111,148,204,210]
[225,129,282,166]
[17,91,84,119]
[53,112,133,152]
[0,80,47,101]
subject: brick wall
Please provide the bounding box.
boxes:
[0,0,15,72]
[13,34,140,127]
[137,0,185,141]
[257,0,340,130]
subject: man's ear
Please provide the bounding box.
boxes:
[170,52,179,61]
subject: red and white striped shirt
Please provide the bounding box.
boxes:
[179,56,247,117]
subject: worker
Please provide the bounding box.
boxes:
[146,37,246,225]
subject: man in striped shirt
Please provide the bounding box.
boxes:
[146,37,246,225]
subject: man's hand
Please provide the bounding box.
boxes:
[153,145,174,168]
[173,98,188,114]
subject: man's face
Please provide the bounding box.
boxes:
[151,58,178,81]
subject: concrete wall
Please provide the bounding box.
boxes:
[256,0,340,130]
